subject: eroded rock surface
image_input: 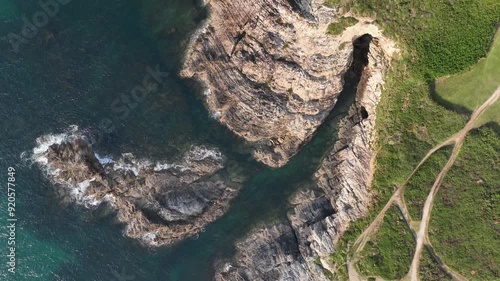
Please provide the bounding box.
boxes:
[213,11,396,279]
[32,127,239,246]
[181,0,359,167]
[216,224,330,281]
[293,35,393,272]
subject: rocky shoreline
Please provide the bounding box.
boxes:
[31,0,397,278]
[216,38,393,280]
[210,1,396,278]
[32,127,240,247]
[181,0,358,168]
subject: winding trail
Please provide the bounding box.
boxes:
[347,86,500,281]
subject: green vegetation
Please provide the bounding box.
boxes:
[327,17,358,35]
[371,59,466,202]
[430,126,500,280]
[329,219,370,280]
[419,247,452,281]
[404,146,451,219]
[324,0,341,7]
[346,0,500,77]
[435,32,500,124]
[323,0,500,280]
[357,206,415,280]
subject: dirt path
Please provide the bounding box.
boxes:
[347,86,500,281]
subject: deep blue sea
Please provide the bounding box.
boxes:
[0,1,357,280]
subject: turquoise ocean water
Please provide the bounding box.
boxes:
[0,1,359,280]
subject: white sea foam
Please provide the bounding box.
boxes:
[153,162,175,171]
[83,193,116,208]
[94,153,114,165]
[111,153,152,176]
[142,231,158,245]
[29,126,100,206]
[30,126,224,208]
[73,179,92,200]
[222,263,233,272]
[185,146,223,162]
[32,125,81,166]
[210,111,222,120]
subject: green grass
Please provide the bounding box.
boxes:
[327,17,358,35]
[429,126,500,280]
[435,32,500,124]
[324,0,341,7]
[372,59,467,202]
[328,219,369,280]
[324,56,467,280]
[404,146,451,220]
[356,206,415,280]
[324,1,500,280]
[346,0,500,77]
[419,247,452,281]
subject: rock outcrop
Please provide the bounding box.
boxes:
[216,224,330,281]
[181,0,360,167]
[213,5,396,278]
[292,33,393,272]
[32,127,239,246]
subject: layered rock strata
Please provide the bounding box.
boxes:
[181,0,359,167]
[215,16,396,281]
[294,33,392,272]
[32,127,238,246]
[215,224,330,281]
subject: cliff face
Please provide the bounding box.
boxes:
[215,15,396,280]
[216,224,330,281]
[295,35,393,270]
[181,0,357,167]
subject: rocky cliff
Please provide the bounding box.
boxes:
[32,127,239,247]
[216,224,330,281]
[214,8,396,280]
[295,33,393,272]
[181,0,360,167]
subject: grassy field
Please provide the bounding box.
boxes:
[345,0,500,77]
[435,32,500,124]
[404,146,451,220]
[420,247,452,281]
[430,126,500,280]
[356,206,415,280]
[323,0,500,280]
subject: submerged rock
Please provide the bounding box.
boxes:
[32,127,238,247]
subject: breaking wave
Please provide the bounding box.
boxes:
[27,126,224,207]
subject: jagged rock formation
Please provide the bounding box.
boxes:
[293,34,393,272]
[32,128,239,246]
[181,0,360,167]
[214,8,396,279]
[216,224,330,281]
